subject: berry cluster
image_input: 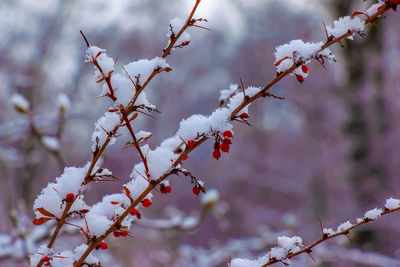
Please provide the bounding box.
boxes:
[212,130,233,160]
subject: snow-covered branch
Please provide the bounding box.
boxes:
[28,0,400,266]
[231,198,400,266]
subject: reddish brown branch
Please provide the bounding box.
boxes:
[261,206,400,266]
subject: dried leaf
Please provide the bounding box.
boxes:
[36,207,56,218]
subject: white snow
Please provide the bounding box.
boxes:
[366,0,385,16]
[201,188,219,206]
[337,221,353,232]
[57,93,71,112]
[385,198,400,210]
[274,40,335,78]
[91,111,121,151]
[41,136,60,151]
[124,57,169,86]
[85,46,114,76]
[74,244,99,265]
[146,147,177,179]
[364,208,382,220]
[326,16,365,40]
[219,84,238,103]
[167,17,190,45]
[231,255,268,267]
[11,93,30,113]
[323,228,335,236]
[277,236,303,253]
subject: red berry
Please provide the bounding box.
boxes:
[301,65,308,73]
[44,261,50,266]
[81,209,89,214]
[239,113,249,119]
[223,138,232,145]
[192,186,200,195]
[187,139,196,149]
[113,231,120,238]
[220,143,230,153]
[43,256,49,262]
[223,130,233,138]
[136,212,142,219]
[119,230,128,237]
[142,198,152,208]
[182,154,188,161]
[296,74,304,83]
[213,149,221,160]
[98,241,108,250]
[130,208,138,216]
[66,193,75,202]
[160,184,172,194]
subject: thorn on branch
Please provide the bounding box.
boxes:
[80,30,90,47]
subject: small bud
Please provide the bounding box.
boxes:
[66,193,75,202]
[296,74,304,83]
[239,113,249,119]
[192,186,201,196]
[182,154,189,161]
[81,209,89,214]
[142,198,152,208]
[136,212,142,220]
[181,40,190,46]
[213,149,221,160]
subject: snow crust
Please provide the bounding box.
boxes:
[385,198,400,210]
[364,208,382,220]
[91,111,120,151]
[326,16,365,40]
[42,136,60,150]
[11,93,30,112]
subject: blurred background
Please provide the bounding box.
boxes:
[1,0,400,266]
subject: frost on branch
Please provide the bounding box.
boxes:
[123,57,169,87]
[41,136,60,151]
[366,0,386,16]
[85,46,115,77]
[385,197,400,210]
[231,236,303,266]
[167,18,191,48]
[30,244,74,267]
[11,93,30,113]
[91,111,120,151]
[109,73,155,108]
[74,244,100,266]
[326,16,365,40]
[33,166,90,222]
[364,208,383,220]
[274,40,335,82]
